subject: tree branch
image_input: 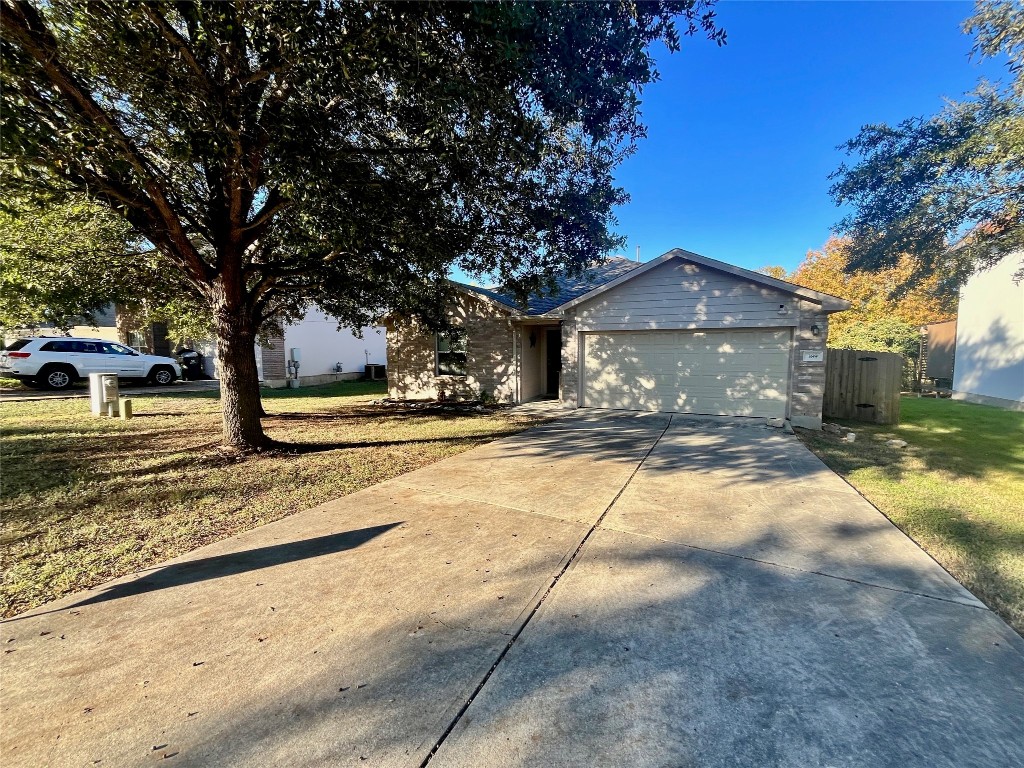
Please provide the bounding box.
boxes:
[140,5,211,93]
[1,0,212,285]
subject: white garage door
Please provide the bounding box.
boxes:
[583,328,791,417]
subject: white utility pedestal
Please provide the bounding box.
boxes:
[89,372,120,416]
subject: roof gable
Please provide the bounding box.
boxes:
[554,249,851,313]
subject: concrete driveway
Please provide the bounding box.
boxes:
[2,412,1022,767]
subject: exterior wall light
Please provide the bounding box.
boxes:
[811,324,822,337]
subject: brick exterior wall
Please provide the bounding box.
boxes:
[789,300,829,429]
[261,333,288,380]
[386,293,516,402]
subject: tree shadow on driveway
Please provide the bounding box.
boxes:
[14,523,402,616]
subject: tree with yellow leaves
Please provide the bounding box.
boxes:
[761,237,957,356]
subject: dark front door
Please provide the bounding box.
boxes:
[546,328,561,396]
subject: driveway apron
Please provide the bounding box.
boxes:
[2,413,1022,767]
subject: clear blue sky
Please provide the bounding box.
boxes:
[612,0,1008,273]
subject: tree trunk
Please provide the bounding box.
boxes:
[213,294,268,451]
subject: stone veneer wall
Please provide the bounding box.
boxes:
[789,300,829,429]
[386,293,517,402]
[559,311,579,406]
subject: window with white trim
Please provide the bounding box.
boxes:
[436,329,467,376]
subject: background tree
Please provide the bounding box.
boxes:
[1,194,142,333]
[830,0,1024,287]
[0,193,212,343]
[1,0,724,450]
[760,236,958,356]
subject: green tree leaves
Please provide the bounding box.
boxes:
[0,194,140,332]
[830,0,1024,285]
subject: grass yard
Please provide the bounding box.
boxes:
[799,397,1024,635]
[0,381,548,618]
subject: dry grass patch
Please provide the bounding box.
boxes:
[1,381,547,617]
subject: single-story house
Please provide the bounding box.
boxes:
[385,249,851,429]
[951,251,1024,410]
[3,305,172,356]
[6,304,387,388]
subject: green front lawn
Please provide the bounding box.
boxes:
[799,397,1024,635]
[0,381,547,617]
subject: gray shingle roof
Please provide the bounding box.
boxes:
[457,257,641,316]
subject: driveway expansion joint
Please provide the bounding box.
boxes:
[417,415,675,767]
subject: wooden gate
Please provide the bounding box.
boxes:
[823,349,903,424]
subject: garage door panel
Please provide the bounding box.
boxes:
[583,329,790,418]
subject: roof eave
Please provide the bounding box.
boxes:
[448,280,519,312]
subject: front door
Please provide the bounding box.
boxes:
[545,329,561,396]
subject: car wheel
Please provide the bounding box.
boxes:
[149,366,177,386]
[40,365,76,391]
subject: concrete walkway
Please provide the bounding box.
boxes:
[2,412,1022,767]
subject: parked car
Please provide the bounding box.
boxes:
[0,337,182,390]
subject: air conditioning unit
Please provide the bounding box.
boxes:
[365,364,386,380]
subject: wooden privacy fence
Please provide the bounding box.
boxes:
[823,349,903,424]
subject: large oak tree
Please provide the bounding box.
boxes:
[830,0,1023,287]
[1,1,724,449]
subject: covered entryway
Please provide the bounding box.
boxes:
[517,323,562,401]
[582,327,791,417]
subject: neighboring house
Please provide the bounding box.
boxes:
[385,249,851,429]
[251,308,386,387]
[951,252,1024,410]
[5,304,387,388]
[917,318,957,388]
[3,305,171,356]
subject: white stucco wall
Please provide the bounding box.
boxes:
[282,308,386,377]
[952,252,1024,408]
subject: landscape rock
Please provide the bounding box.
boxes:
[822,423,844,435]
[886,439,908,449]
[766,417,785,428]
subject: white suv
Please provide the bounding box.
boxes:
[0,337,182,390]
